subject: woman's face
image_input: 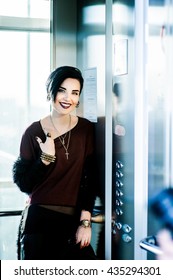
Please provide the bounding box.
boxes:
[53,78,80,115]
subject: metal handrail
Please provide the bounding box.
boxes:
[0,210,22,217]
[139,235,163,255]
[0,207,104,221]
[0,206,105,222]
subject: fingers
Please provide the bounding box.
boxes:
[35,129,55,160]
[35,136,43,144]
[44,128,52,138]
[74,235,90,248]
[80,239,90,248]
[76,233,91,248]
[35,131,52,144]
[84,239,89,245]
[76,226,91,249]
[80,238,91,249]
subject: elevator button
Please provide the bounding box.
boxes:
[116,190,124,196]
[116,161,124,169]
[116,180,123,188]
[115,222,122,230]
[116,208,123,216]
[122,234,132,243]
[122,224,132,233]
[116,171,123,178]
[116,199,123,206]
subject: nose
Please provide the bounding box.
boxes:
[63,91,71,101]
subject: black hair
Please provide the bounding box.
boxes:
[46,66,84,101]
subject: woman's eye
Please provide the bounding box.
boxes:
[73,91,79,96]
[58,88,65,93]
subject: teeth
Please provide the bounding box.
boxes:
[60,102,71,109]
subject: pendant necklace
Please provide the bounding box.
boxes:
[50,114,71,160]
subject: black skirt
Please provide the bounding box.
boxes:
[17,204,97,260]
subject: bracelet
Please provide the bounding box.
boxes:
[40,152,56,163]
[79,219,91,228]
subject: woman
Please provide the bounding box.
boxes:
[13,66,97,260]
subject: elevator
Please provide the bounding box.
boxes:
[1,0,173,260]
[51,0,173,260]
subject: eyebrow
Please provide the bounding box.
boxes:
[59,86,80,92]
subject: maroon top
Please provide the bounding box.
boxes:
[19,117,95,210]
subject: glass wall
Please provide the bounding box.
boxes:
[147,0,171,259]
[0,0,50,259]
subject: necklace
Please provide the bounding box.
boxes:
[58,131,67,145]
[50,115,71,160]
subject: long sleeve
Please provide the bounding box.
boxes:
[13,118,98,207]
[12,122,51,194]
[12,156,50,194]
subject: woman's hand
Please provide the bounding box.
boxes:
[75,226,92,248]
[75,210,92,248]
[36,131,55,165]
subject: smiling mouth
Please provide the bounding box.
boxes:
[60,102,71,109]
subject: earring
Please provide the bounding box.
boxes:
[47,92,51,101]
[76,101,80,108]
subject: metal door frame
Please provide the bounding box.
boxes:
[134,0,149,260]
[105,0,113,260]
[104,0,149,260]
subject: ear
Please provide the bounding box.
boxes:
[76,101,80,108]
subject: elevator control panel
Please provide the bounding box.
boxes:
[112,160,132,243]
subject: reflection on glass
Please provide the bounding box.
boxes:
[0,31,49,180]
[0,0,50,259]
[147,3,168,259]
[0,0,50,18]
[83,5,105,25]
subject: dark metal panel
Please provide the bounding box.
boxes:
[77,0,106,259]
[112,0,135,260]
[52,0,77,67]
